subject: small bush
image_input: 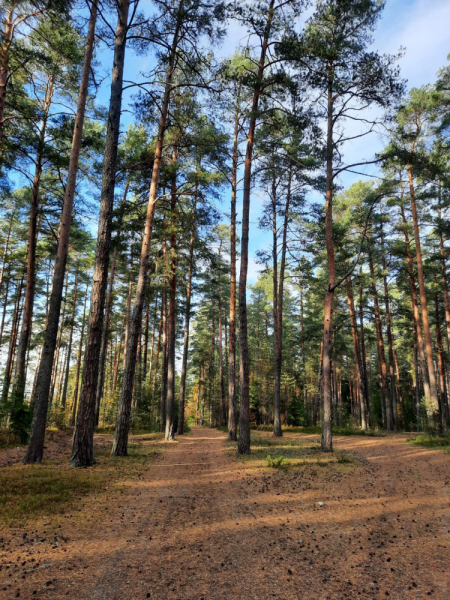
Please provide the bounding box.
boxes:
[336,451,353,464]
[266,454,289,469]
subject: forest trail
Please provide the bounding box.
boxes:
[1,427,449,600]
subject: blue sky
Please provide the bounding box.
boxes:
[97,0,450,284]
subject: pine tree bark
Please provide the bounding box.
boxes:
[0,212,14,300]
[12,75,54,410]
[0,4,14,143]
[358,276,369,403]
[321,62,335,452]
[437,193,450,360]
[272,167,292,436]
[159,267,168,433]
[380,224,397,430]
[227,74,241,442]
[1,274,24,407]
[24,0,98,464]
[238,0,275,454]
[0,264,11,348]
[345,276,369,429]
[70,285,88,426]
[151,306,163,399]
[406,161,439,416]
[367,238,390,429]
[271,171,282,436]
[399,203,431,407]
[50,276,68,407]
[434,274,449,433]
[71,0,129,466]
[94,182,128,426]
[61,267,79,408]
[112,9,182,456]
[165,161,178,441]
[178,198,196,435]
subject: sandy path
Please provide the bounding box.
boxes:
[1,427,449,600]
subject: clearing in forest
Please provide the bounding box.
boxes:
[0,426,449,600]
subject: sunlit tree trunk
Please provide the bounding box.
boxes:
[238,0,275,455]
[71,0,130,466]
[112,8,183,456]
[399,203,431,408]
[407,160,439,416]
[25,0,98,464]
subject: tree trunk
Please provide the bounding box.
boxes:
[152,306,163,399]
[228,74,241,442]
[12,75,54,410]
[413,338,421,430]
[345,276,368,429]
[178,198,196,435]
[367,238,390,429]
[238,0,275,455]
[159,266,168,433]
[165,160,178,441]
[94,182,129,426]
[1,274,24,407]
[50,276,68,408]
[70,285,89,426]
[273,166,292,436]
[399,203,431,410]
[24,0,98,464]
[438,192,450,359]
[71,1,129,466]
[0,5,14,143]
[0,212,14,300]
[380,223,397,430]
[61,267,79,409]
[0,264,11,347]
[407,161,439,416]
[271,170,282,436]
[112,9,182,456]
[434,275,449,433]
[321,63,335,452]
[142,294,150,385]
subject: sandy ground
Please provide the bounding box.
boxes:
[0,427,449,600]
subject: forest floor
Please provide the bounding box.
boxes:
[0,426,449,600]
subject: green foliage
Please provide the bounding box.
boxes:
[408,435,450,449]
[265,454,290,469]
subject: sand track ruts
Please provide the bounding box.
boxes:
[0,427,449,599]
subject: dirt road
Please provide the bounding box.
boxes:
[1,427,449,599]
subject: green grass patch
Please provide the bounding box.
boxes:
[251,424,386,436]
[229,431,358,470]
[408,434,450,450]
